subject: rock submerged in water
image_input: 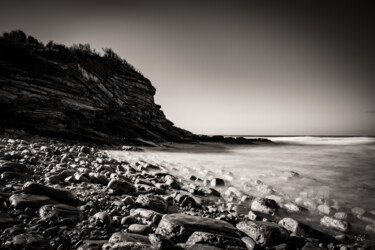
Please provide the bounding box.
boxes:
[250,197,279,215]
[236,220,288,247]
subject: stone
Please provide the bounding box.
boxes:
[77,240,108,250]
[22,182,77,204]
[0,212,16,228]
[102,241,152,250]
[136,194,169,213]
[107,179,136,195]
[148,233,174,249]
[155,213,241,243]
[46,175,64,185]
[39,204,82,222]
[11,233,52,250]
[301,243,326,250]
[109,232,150,244]
[130,208,161,220]
[317,204,336,216]
[1,171,28,180]
[185,231,246,249]
[128,224,152,235]
[9,193,57,209]
[210,178,225,187]
[236,220,288,247]
[334,212,348,220]
[93,211,112,227]
[241,236,256,250]
[0,162,28,174]
[320,216,349,232]
[250,197,279,215]
[351,207,365,217]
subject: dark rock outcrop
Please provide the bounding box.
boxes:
[0,30,195,144]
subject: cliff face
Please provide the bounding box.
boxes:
[0,31,195,144]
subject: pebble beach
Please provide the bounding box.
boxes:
[0,131,374,250]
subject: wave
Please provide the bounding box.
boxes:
[243,136,375,145]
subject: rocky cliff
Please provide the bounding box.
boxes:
[0,31,195,144]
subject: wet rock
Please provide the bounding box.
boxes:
[210,178,225,187]
[317,204,336,216]
[102,241,152,250]
[351,207,365,217]
[92,211,112,227]
[128,223,152,235]
[10,233,52,250]
[136,194,169,213]
[365,224,375,233]
[334,212,348,220]
[9,193,57,209]
[3,225,25,235]
[241,236,256,250]
[248,211,263,221]
[0,162,28,174]
[1,171,29,180]
[121,146,144,152]
[148,233,174,249]
[109,232,150,244]
[45,175,64,185]
[301,243,326,250]
[278,217,329,240]
[284,202,303,212]
[165,175,181,189]
[39,204,82,222]
[185,231,246,249]
[22,182,77,204]
[77,240,108,250]
[236,220,288,247]
[107,179,136,195]
[0,212,16,228]
[250,197,279,215]
[130,208,161,221]
[320,216,349,232]
[155,213,241,243]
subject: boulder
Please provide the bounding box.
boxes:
[185,231,246,249]
[236,220,288,247]
[77,240,108,250]
[109,232,150,244]
[39,204,82,222]
[278,217,330,240]
[107,179,136,195]
[250,197,279,215]
[22,182,77,205]
[155,213,241,243]
[9,193,57,209]
[136,194,169,213]
[320,216,349,232]
[10,233,52,250]
[0,212,16,228]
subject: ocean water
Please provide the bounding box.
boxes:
[109,137,375,238]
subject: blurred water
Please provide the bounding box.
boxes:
[110,137,375,211]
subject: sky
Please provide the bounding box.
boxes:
[1,1,374,135]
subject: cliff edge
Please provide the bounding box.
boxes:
[0,31,195,144]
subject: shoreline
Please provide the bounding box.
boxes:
[0,131,374,249]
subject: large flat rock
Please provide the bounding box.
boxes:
[155,213,241,243]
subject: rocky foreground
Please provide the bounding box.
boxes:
[0,132,374,250]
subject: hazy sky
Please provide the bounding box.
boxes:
[1,1,374,135]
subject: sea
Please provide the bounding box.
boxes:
[109,136,375,239]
